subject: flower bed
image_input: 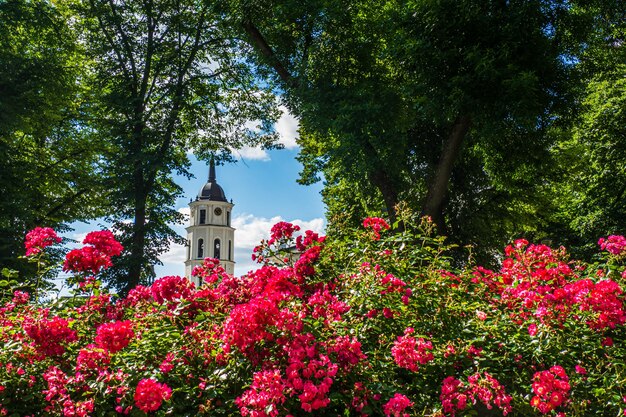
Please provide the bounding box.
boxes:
[0,216,625,416]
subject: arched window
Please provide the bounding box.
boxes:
[227,211,231,226]
[197,238,204,258]
[199,209,206,225]
[228,240,232,261]
[214,238,221,259]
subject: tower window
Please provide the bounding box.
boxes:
[228,240,232,261]
[197,238,204,258]
[227,211,231,226]
[199,209,206,224]
[214,238,221,259]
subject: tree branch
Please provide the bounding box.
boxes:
[361,140,400,226]
[242,20,297,88]
[42,189,90,220]
[139,0,155,106]
[145,5,208,191]
[90,0,133,86]
[107,0,139,87]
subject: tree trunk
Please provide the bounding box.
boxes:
[421,114,471,234]
[125,169,147,294]
[369,167,400,226]
[360,139,401,226]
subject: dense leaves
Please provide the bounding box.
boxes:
[0,0,282,291]
[235,0,598,258]
[549,67,626,257]
[0,0,105,279]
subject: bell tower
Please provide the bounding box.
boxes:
[185,159,235,283]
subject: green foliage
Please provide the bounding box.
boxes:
[0,0,106,278]
[549,68,626,257]
[69,0,281,292]
[0,268,21,301]
[0,0,78,136]
[235,0,597,260]
[544,2,626,258]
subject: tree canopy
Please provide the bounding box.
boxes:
[0,0,281,290]
[75,0,280,292]
[547,1,626,257]
[1,0,625,287]
[0,0,105,276]
[234,0,612,260]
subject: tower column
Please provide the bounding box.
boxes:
[185,160,235,283]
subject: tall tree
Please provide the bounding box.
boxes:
[0,0,105,277]
[76,0,279,293]
[233,0,593,255]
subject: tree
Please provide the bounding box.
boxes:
[0,0,105,278]
[233,0,594,257]
[546,2,626,256]
[75,0,279,293]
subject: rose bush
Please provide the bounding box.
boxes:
[0,210,624,416]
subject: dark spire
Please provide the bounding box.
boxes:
[198,157,227,201]
[209,157,216,183]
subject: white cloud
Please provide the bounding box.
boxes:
[58,231,89,251]
[153,206,189,276]
[160,242,187,264]
[228,121,271,161]
[275,106,299,149]
[232,146,271,161]
[232,214,283,250]
[71,232,89,244]
[228,106,300,163]
[157,207,190,265]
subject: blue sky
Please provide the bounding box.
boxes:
[68,108,326,279]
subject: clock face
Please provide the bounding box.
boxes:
[214,207,222,216]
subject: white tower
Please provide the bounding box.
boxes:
[185,159,235,283]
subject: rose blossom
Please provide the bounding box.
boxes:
[134,378,172,412]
